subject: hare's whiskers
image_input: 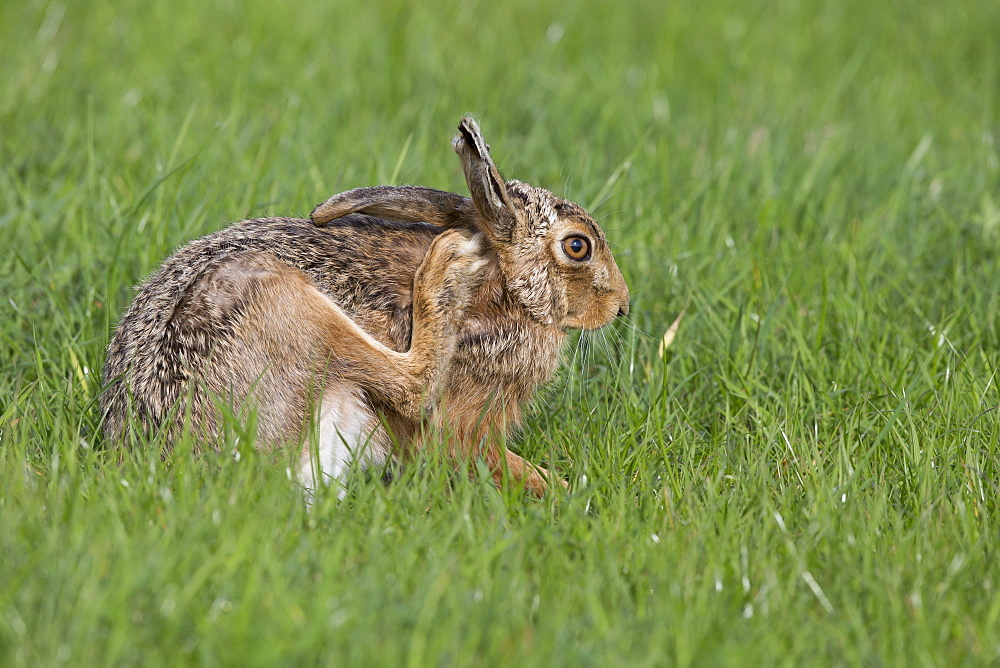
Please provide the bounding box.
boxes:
[611,326,642,381]
[595,209,627,225]
[599,327,615,358]
[605,322,641,364]
[562,170,574,200]
[591,188,631,216]
[561,331,586,402]
[610,328,633,369]
[598,329,615,368]
[621,315,654,342]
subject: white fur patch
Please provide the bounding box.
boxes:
[457,233,488,273]
[459,232,483,255]
[297,388,387,500]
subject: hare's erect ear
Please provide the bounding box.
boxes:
[453,117,516,241]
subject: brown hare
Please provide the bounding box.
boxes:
[101,117,629,498]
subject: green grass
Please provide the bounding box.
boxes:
[3,0,1000,663]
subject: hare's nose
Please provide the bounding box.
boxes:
[617,298,630,317]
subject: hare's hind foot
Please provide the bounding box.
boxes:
[414,229,486,316]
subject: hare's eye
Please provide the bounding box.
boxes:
[562,236,591,261]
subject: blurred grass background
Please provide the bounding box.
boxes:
[2,0,999,664]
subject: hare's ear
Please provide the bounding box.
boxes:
[311,186,474,228]
[453,117,517,242]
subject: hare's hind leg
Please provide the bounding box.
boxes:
[224,230,482,418]
[201,230,482,493]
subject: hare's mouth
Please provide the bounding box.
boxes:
[564,305,623,332]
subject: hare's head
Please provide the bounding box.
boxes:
[453,117,629,331]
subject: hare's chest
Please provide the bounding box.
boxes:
[455,321,565,394]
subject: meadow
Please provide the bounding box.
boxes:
[2,0,999,664]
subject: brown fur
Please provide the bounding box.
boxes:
[101,118,629,497]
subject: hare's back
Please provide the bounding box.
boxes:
[179,215,440,341]
[100,215,439,443]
